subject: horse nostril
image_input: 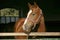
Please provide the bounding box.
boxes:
[24,25,29,31]
[25,25,27,29]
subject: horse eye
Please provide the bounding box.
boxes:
[32,14,35,16]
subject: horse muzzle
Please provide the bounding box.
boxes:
[23,21,34,34]
[23,25,32,34]
[23,20,33,33]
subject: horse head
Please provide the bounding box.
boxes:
[23,2,43,34]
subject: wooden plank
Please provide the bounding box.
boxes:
[0,32,60,36]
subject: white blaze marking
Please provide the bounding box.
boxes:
[23,10,32,30]
[27,10,32,17]
[24,10,32,25]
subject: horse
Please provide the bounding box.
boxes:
[14,2,46,39]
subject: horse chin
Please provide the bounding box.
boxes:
[24,30,31,34]
[24,31,31,34]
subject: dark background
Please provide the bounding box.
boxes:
[0,0,60,39]
[0,0,60,21]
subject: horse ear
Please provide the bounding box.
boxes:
[34,2,38,7]
[28,3,32,9]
